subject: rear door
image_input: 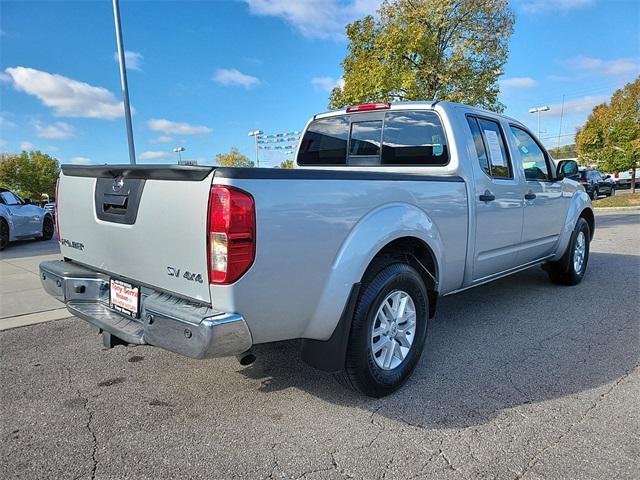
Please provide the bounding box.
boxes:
[507,126,566,263]
[467,115,525,281]
[57,165,215,303]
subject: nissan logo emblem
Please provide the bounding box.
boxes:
[112,176,125,192]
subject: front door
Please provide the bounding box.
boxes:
[467,116,525,281]
[508,126,567,263]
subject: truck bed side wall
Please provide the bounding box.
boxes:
[210,176,468,344]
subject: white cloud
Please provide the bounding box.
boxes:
[147,119,211,136]
[564,55,640,76]
[212,68,260,89]
[518,0,593,14]
[4,67,126,119]
[545,95,608,118]
[70,156,92,165]
[311,76,345,92]
[33,121,75,140]
[20,141,34,151]
[0,114,16,129]
[243,0,380,39]
[139,150,171,160]
[149,135,174,144]
[113,50,143,71]
[499,77,537,89]
[0,72,11,83]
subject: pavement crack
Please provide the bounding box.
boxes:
[67,367,98,480]
[514,367,636,479]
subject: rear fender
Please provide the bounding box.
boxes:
[552,191,593,261]
[302,202,444,340]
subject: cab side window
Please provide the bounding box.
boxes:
[467,116,512,179]
[509,126,552,181]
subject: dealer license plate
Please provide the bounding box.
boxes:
[110,279,140,318]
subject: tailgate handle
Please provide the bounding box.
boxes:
[103,194,129,214]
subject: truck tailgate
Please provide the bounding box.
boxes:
[57,165,214,303]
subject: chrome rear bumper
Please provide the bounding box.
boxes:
[39,260,252,359]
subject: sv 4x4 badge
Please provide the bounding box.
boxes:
[167,266,203,284]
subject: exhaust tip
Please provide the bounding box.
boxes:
[237,352,256,366]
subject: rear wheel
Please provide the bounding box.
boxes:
[0,219,8,251]
[40,215,54,241]
[544,217,590,286]
[335,261,428,397]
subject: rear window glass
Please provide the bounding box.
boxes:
[350,120,382,156]
[381,112,448,165]
[297,116,349,165]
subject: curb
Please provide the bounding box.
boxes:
[594,206,640,213]
[0,308,72,331]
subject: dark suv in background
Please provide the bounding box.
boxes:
[579,168,616,200]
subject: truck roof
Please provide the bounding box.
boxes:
[313,100,522,127]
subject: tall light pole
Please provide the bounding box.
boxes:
[528,105,550,139]
[248,130,263,167]
[112,0,136,165]
[173,146,185,163]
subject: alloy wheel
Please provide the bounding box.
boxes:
[371,290,417,370]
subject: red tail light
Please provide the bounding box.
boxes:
[346,102,390,112]
[55,177,61,242]
[207,185,256,284]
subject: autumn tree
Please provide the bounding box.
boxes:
[214,148,255,168]
[576,78,640,193]
[329,0,514,112]
[0,150,59,200]
[548,144,577,160]
[279,159,294,169]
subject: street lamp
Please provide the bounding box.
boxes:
[173,146,185,163]
[528,106,550,139]
[248,130,263,168]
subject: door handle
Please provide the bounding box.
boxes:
[479,190,496,202]
[524,191,537,200]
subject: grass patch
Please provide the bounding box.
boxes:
[593,192,640,208]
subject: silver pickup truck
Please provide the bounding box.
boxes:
[40,101,593,397]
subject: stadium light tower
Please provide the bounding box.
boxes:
[173,146,185,163]
[248,130,263,167]
[528,105,550,139]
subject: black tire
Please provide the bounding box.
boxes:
[40,215,54,241]
[544,217,590,286]
[0,219,8,251]
[335,261,429,397]
[591,188,598,201]
[609,187,615,197]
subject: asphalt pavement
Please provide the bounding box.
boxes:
[1,211,638,480]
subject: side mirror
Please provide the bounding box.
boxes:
[604,174,611,180]
[23,198,32,205]
[557,160,579,180]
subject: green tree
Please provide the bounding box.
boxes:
[279,159,294,169]
[214,147,255,168]
[576,78,640,193]
[548,144,577,159]
[329,0,514,112]
[0,150,59,200]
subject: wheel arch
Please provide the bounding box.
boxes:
[552,191,594,261]
[300,203,444,372]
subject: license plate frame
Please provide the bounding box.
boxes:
[109,279,140,319]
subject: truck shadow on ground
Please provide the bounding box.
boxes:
[239,250,639,429]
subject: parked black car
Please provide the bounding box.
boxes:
[579,168,616,200]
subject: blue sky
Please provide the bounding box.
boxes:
[0,0,638,166]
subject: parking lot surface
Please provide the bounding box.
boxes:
[1,212,638,480]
